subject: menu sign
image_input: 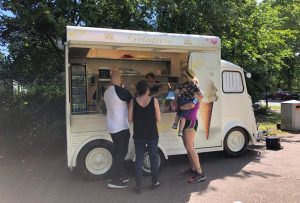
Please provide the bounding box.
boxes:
[99,68,111,81]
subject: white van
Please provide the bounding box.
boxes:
[65,26,258,179]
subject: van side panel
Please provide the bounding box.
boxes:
[189,52,223,148]
[220,67,257,144]
[69,114,111,167]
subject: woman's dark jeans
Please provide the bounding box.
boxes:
[134,138,159,187]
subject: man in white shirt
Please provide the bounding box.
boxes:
[104,70,132,189]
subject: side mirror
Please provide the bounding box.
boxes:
[56,37,64,50]
[246,73,252,78]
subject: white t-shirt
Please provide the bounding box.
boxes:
[104,85,132,134]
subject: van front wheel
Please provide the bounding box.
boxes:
[224,128,249,157]
[77,140,113,180]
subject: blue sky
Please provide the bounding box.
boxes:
[0,9,14,17]
[0,9,14,55]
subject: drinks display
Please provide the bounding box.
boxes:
[71,65,87,113]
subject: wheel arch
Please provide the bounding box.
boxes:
[157,143,168,161]
[71,136,113,167]
[223,121,254,147]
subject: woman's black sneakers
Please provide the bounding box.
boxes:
[135,186,142,194]
[151,181,161,189]
[120,177,129,183]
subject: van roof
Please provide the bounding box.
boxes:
[66,26,220,52]
[221,60,241,69]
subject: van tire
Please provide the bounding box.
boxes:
[142,149,165,176]
[77,140,113,180]
[224,127,249,157]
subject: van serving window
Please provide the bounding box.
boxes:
[222,71,244,93]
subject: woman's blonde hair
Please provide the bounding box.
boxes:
[183,69,196,82]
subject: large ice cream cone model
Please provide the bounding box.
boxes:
[200,102,213,139]
[200,79,218,139]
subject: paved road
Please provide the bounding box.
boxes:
[0,133,300,203]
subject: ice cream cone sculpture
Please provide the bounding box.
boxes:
[200,79,218,139]
[200,102,214,139]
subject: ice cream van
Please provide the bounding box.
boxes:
[65,26,258,179]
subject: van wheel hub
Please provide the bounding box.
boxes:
[227,131,245,152]
[85,148,112,175]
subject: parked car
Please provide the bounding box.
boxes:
[260,92,273,99]
[290,92,300,100]
[272,89,292,100]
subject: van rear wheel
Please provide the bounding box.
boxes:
[77,140,113,180]
[224,128,249,157]
[142,149,165,175]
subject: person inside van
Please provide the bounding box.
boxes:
[172,69,202,137]
[128,80,161,194]
[145,72,161,95]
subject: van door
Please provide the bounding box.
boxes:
[189,52,222,148]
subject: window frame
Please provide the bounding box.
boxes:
[222,70,244,94]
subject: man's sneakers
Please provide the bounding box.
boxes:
[107,179,128,189]
[188,173,206,184]
[120,177,129,183]
[107,176,129,189]
[180,168,197,176]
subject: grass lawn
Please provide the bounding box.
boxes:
[268,105,281,111]
[255,104,287,136]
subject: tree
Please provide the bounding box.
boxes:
[0,0,298,101]
[0,1,67,85]
[218,0,296,100]
[269,0,300,91]
[0,0,153,88]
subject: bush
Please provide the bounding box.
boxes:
[254,106,270,115]
[0,80,64,113]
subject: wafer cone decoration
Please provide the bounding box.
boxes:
[200,102,213,139]
[200,79,218,140]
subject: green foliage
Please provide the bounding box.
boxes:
[0,0,154,87]
[0,76,64,112]
[255,106,284,135]
[254,106,270,115]
[221,0,298,100]
[153,0,299,101]
[76,0,154,30]
[0,0,299,105]
[0,1,65,85]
